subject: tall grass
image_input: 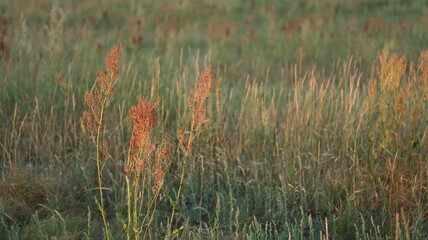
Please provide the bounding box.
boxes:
[0,0,428,239]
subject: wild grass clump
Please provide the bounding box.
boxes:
[360,51,428,235]
[83,44,214,239]
[1,1,428,239]
[124,96,173,239]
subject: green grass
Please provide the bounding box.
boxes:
[0,0,427,239]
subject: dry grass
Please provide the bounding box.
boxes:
[1,1,427,239]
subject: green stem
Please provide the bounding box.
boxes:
[96,99,110,240]
[142,187,163,239]
[133,170,141,239]
[126,175,131,240]
[166,120,195,239]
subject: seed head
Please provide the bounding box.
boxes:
[106,45,121,81]
[189,68,213,130]
[83,44,121,138]
[84,92,95,108]
[128,97,159,170]
[152,137,173,194]
[84,111,96,136]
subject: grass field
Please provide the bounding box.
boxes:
[0,0,427,239]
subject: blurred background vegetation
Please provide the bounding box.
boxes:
[0,0,427,239]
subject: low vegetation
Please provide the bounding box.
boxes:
[0,1,427,239]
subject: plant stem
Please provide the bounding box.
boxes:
[166,120,195,239]
[96,99,110,240]
[126,175,131,240]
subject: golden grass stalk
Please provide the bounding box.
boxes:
[417,50,428,100]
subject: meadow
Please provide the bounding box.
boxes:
[0,0,427,239]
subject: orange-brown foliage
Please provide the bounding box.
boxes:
[189,68,214,131]
[84,45,122,136]
[128,97,159,173]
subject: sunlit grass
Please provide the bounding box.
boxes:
[0,1,427,239]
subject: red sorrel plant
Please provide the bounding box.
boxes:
[84,44,121,240]
[124,96,173,239]
[84,47,212,239]
[167,68,213,239]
